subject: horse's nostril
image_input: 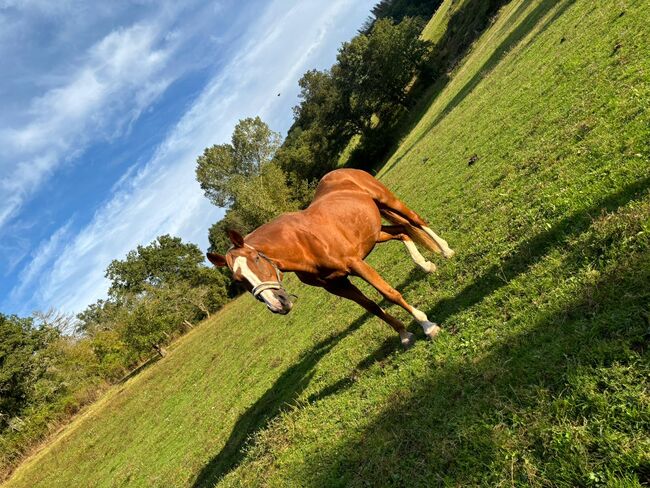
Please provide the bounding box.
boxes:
[275,290,289,303]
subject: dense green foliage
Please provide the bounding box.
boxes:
[0,312,102,473]
[0,236,230,476]
[281,16,435,176]
[0,315,56,427]
[195,117,282,208]
[361,0,445,32]
[5,0,649,486]
[81,235,230,360]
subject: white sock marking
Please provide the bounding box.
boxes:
[422,226,455,258]
[404,239,436,272]
[409,306,440,336]
[410,306,428,323]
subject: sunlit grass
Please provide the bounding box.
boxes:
[5,0,649,486]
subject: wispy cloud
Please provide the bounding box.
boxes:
[8,220,73,307]
[3,0,374,315]
[0,21,179,231]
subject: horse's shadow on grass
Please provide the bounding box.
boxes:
[192,310,396,487]
[193,177,649,487]
[425,176,650,326]
[308,248,650,486]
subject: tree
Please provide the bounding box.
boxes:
[105,235,206,297]
[275,17,433,180]
[362,0,444,32]
[195,117,281,207]
[274,70,353,181]
[0,314,59,428]
[335,17,431,132]
[88,235,231,364]
[229,162,301,230]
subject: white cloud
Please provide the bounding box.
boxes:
[6,0,375,314]
[0,21,176,230]
[9,220,72,306]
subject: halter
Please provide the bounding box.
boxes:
[251,251,285,299]
[233,244,286,300]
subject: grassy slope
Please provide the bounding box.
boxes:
[5,0,650,486]
[420,0,455,43]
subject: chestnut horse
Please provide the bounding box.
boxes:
[207,168,454,347]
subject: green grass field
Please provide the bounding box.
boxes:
[5,0,649,486]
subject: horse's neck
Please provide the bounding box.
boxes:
[247,225,309,273]
[253,243,306,273]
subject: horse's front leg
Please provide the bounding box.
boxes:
[324,278,415,348]
[349,260,441,339]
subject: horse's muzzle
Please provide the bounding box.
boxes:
[269,288,293,315]
[256,287,293,314]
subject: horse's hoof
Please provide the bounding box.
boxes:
[424,261,437,273]
[401,332,415,349]
[423,322,441,339]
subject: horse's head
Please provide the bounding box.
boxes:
[207,230,293,315]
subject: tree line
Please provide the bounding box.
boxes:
[198,0,509,252]
[0,236,232,473]
[1,0,510,477]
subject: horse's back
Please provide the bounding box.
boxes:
[248,169,389,270]
[313,168,385,200]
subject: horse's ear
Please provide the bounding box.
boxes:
[227,229,245,248]
[206,252,227,267]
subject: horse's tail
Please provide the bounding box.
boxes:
[380,208,449,256]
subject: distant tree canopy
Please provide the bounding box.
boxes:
[274,15,433,181]
[196,116,281,208]
[336,17,430,123]
[105,234,207,297]
[78,234,232,365]
[0,313,80,431]
[362,0,444,31]
[1,314,40,425]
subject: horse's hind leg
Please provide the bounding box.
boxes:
[379,195,455,259]
[359,174,455,258]
[324,278,415,348]
[378,225,436,273]
[350,259,441,339]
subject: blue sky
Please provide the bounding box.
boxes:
[0,0,375,316]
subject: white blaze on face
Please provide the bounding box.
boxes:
[232,256,282,310]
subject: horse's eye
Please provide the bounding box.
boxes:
[255,256,260,263]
